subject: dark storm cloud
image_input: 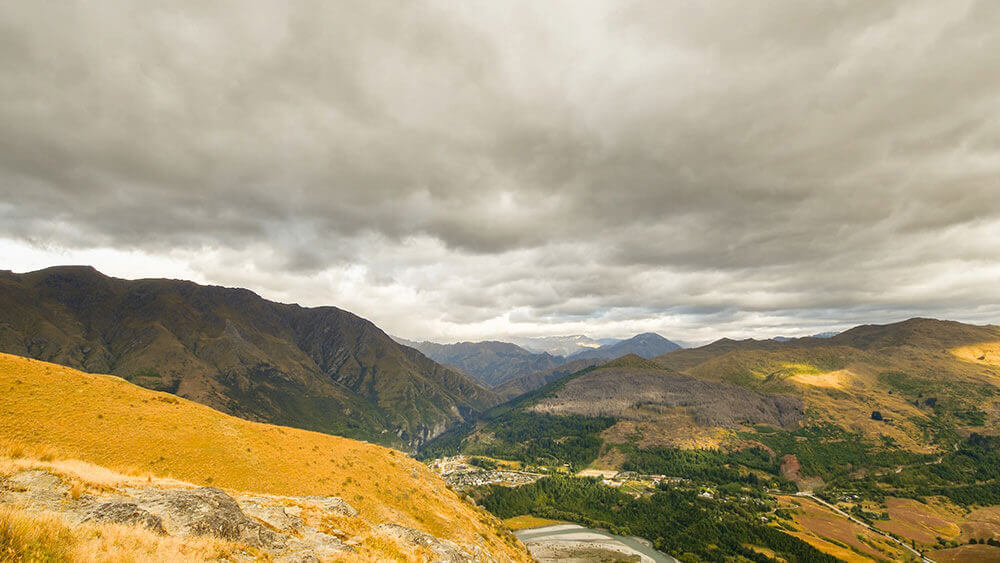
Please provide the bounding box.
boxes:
[2,0,1000,342]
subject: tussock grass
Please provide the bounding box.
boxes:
[0,507,72,561]
[0,353,531,562]
[0,506,254,562]
[501,515,563,530]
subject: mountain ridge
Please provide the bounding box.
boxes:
[0,266,498,449]
[395,338,565,388]
[567,332,682,361]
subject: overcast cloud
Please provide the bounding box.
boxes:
[2,1,1000,344]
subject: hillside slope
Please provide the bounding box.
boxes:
[0,353,530,561]
[431,318,1000,477]
[0,266,498,449]
[654,318,1000,453]
[400,339,565,387]
[493,358,606,400]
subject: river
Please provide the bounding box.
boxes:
[515,523,679,563]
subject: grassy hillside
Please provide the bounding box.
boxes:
[0,353,530,561]
[0,266,498,449]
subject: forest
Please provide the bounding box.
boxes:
[477,476,837,562]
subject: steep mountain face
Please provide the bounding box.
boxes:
[567,332,682,361]
[493,357,606,400]
[399,339,565,387]
[0,266,498,449]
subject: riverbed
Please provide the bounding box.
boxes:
[515,523,678,563]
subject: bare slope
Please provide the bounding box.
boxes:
[0,266,498,448]
[654,318,1000,450]
[0,353,530,561]
[530,355,803,428]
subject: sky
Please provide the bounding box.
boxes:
[2,1,1000,345]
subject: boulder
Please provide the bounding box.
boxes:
[135,487,283,548]
[375,523,477,562]
[83,502,165,534]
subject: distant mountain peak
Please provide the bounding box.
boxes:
[567,332,681,361]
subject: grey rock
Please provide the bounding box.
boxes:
[375,523,476,562]
[289,495,358,518]
[0,470,70,510]
[83,502,165,534]
[235,495,303,533]
[135,487,283,548]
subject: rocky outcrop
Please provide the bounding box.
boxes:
[129,487,282,548]
[0,469,361,558]
[83,502,165,533]
[376,523,491,563]
[0,466,506,560]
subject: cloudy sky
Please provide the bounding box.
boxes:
[3,1,1000,345]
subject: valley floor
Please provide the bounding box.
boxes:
[515,523,678,563]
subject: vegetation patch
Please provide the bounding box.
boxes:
[478,476,838,562]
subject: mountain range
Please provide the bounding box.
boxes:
[425,317,1000,473]
[399,332,682,388]
[0,266,498,449]
[395,338,565,388]
[5,266,1000,561]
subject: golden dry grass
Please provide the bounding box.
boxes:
[0,353,530,562]
[1,506,250,562]
[785,531,874,563]
[776,496,906,562]
[951,342,1000,366]
[878,498,962,545]
[930,543,1000,563]
[501,515,563,530]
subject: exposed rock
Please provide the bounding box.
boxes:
[0,469,406,560]
[131,487,283,548]
[291,495,358,517]
[376,523,481,562]
[285,529,352,559]
[0,469,70,510]
[83,502,165,534]
[234,495,303,533]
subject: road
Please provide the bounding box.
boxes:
[795,492,936,563]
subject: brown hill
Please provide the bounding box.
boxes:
[529,361,804,428]
[0,266,498,449]
[654,318,1000,450]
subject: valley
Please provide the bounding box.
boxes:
[419,318,1000,562]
